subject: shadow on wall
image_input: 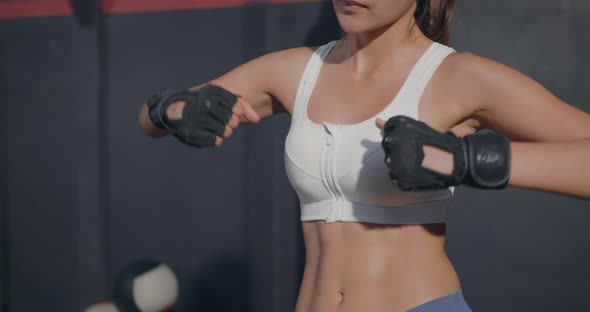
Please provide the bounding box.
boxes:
[303,1,341,47]
[186,254,251,311]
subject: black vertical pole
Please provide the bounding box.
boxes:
[72,0,111,308]
[97,0,112,296]
[0,53,8,312]
[242,3,271,311]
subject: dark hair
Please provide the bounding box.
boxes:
[414,0,456,45]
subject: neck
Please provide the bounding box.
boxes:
[337,5,427,75]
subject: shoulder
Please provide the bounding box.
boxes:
[253,46,318,73]
[242,45,320,94]
[438,51,537,95]
[270,46,318,60]
[254,45,324,113]
[419,49,520,128]
[221,45,319,84]
[437,52,501,89]
[433,50,532,112]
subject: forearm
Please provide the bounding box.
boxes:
[509,139,590,198]
[138,102,168,138]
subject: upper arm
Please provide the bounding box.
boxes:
[204,47,315,124]
[449,52,590,142]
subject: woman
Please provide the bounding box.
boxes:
[138,0,590,311]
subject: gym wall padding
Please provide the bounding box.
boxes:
[0,1,589,311]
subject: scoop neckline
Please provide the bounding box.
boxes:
[303,40,439,131]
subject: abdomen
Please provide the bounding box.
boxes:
[296,221,461,312]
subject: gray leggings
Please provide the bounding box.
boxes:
[407,290,472,312]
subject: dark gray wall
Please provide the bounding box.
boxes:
[1,1,589,311]
[1,16,101,311]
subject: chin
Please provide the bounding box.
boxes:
[338,19,392,36]
[337,15,375,34]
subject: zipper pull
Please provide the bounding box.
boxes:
[326,134,334,145]
[326,206,338,223]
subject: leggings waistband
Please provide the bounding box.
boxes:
[406,289,472,312]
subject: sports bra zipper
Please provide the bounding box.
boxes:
[323,129,343,223]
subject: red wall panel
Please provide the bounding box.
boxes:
[0,0,72,19]
[0,0,323,19]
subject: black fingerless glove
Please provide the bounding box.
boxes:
[381,115,511,191]
[146,84,238,147]
[460,129,511,189]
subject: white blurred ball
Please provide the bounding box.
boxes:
[113,260,179,312]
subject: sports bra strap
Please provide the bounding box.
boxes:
[292,41,337,119]
[401,43,456,118]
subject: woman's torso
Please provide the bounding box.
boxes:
[272,37,471,312]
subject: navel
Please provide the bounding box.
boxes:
[337,290,344,303]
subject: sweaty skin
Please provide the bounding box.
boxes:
[139,0,590,310]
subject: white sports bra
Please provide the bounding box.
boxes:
[284,40,457,224]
